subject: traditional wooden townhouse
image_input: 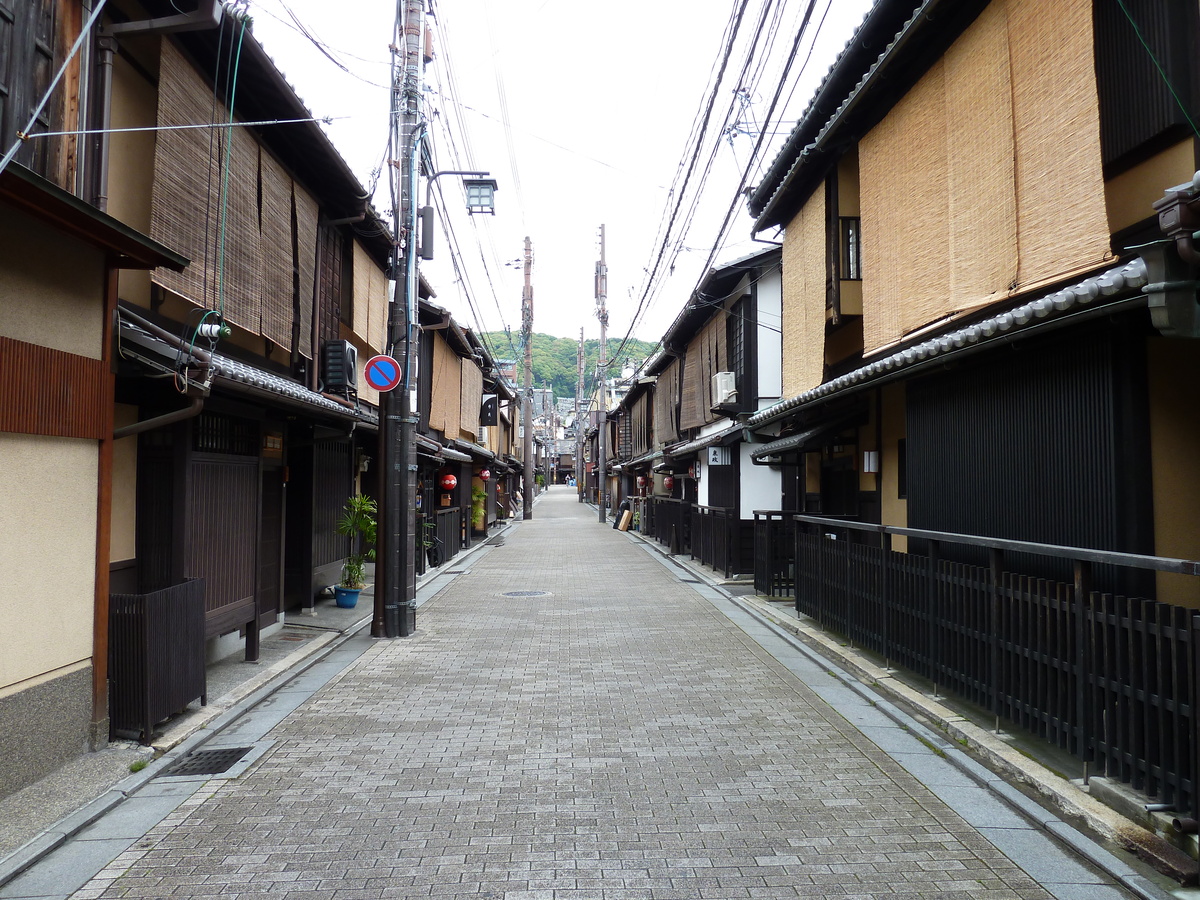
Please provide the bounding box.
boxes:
[0,0,405,793]
[745,0,1200,826]
[616,248,782,573]
[418,299,521,564]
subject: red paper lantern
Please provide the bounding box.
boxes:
[663,475,675,492]
[636,475,647,488]
[479,468,491,482]
[439,473,458,491]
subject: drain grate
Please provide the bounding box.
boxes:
[502,590,550,598]
[164,747,252,777]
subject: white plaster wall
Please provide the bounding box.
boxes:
[739,442,781,519]
[0,433,97,689]
[756,266,783,403]
[0,211,105,358]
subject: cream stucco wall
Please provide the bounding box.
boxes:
[0,210,105,358]
[1105,139,1195,236]
[0,433,98,690]
[1148,337,1200,608]
[880,382,908,552]
[111,405,139,563]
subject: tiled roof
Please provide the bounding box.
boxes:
[747,258,1150,429]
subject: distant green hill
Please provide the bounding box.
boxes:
[478,332,658,401]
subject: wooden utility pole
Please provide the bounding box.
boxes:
[595,224,608,524]
[576,327,584,502]
[522,236,534,520]
[377,0,425,638]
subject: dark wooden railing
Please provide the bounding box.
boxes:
[109,578,207,744]
[753,511,800,597]
[690,505,737,577]
[792,515,1200,818]
[417,507,464,574]
[651,498,692,555]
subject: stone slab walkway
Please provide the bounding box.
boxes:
[0,490,1163,899]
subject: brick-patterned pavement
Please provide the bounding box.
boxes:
[65,491,1131,899]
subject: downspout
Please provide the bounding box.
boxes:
[113,396,205,439]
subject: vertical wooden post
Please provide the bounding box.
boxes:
[92,266,119,750]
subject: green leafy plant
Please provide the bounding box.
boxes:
[336,494,377,589]
[471,485,487,530]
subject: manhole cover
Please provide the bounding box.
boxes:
[164,747,252,777]
[501,590,550,597]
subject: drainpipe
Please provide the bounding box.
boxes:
[113,396,205,439]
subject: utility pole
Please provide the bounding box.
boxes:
[575,327,584,502]
[595,224,608,524]
[522,236,534,520]
[377,0,424,638]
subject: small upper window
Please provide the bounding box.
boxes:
[839,217,862,281]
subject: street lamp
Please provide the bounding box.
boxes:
[463,178,499,215]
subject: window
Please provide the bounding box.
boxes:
[839,217,862,281]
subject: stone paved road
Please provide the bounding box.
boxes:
[55,491,1138,899]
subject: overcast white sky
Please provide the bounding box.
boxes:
[247,0,875,347]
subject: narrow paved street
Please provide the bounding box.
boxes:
[5,490,1146,900]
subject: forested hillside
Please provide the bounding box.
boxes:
[479,333,658,401]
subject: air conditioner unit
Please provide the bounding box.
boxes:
[322,340,358,392]
[711,371,737,406]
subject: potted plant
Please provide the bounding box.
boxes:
[471,484,487,533]
[334,493,377,608]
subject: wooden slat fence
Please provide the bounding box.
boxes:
[109,578,206,744]
[791,515,1200,817]
[689,505,736,577]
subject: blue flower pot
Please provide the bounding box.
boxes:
[333,586,361,609]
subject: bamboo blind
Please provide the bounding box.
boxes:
[632,392,651,458]
[679,312,728,432]
[654,358,681,446]
[219,120,262,334]
[1008,0,1109,288]
[459,357,483,440]
[859,0,1110,354]
[781,189,827,397]
[946,1,1017,310]
[352,241,389,352]
[294,183,319,361]
[428,332,461,438]
[860,60,950,353]
[150,39,222,309]
[259,149,294,348]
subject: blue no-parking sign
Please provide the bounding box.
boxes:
[363,355,402,392]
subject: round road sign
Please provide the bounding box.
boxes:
[363,355,402,392]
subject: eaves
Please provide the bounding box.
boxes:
[747,258,1150,430]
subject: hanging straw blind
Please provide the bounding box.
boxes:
[428,332,461,438]
[294,184,319,361]
[859,0,1110,354]
[632,392,651,458]
[149,38,221,309]
[459,358,483,441]
[1008,0,1109,288]
[678,313,727,432]
[219,121,262,333]
[860,61,950,353]
[781,190,827,397]
[259,149,294,348]
[654,358,681,446]
[352,241,389,352]
[150,39,261,332]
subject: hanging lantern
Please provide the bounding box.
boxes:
[663,475,675,492]
[636,475,647,488]
[440,473,458,491]
[479,468,491,482]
